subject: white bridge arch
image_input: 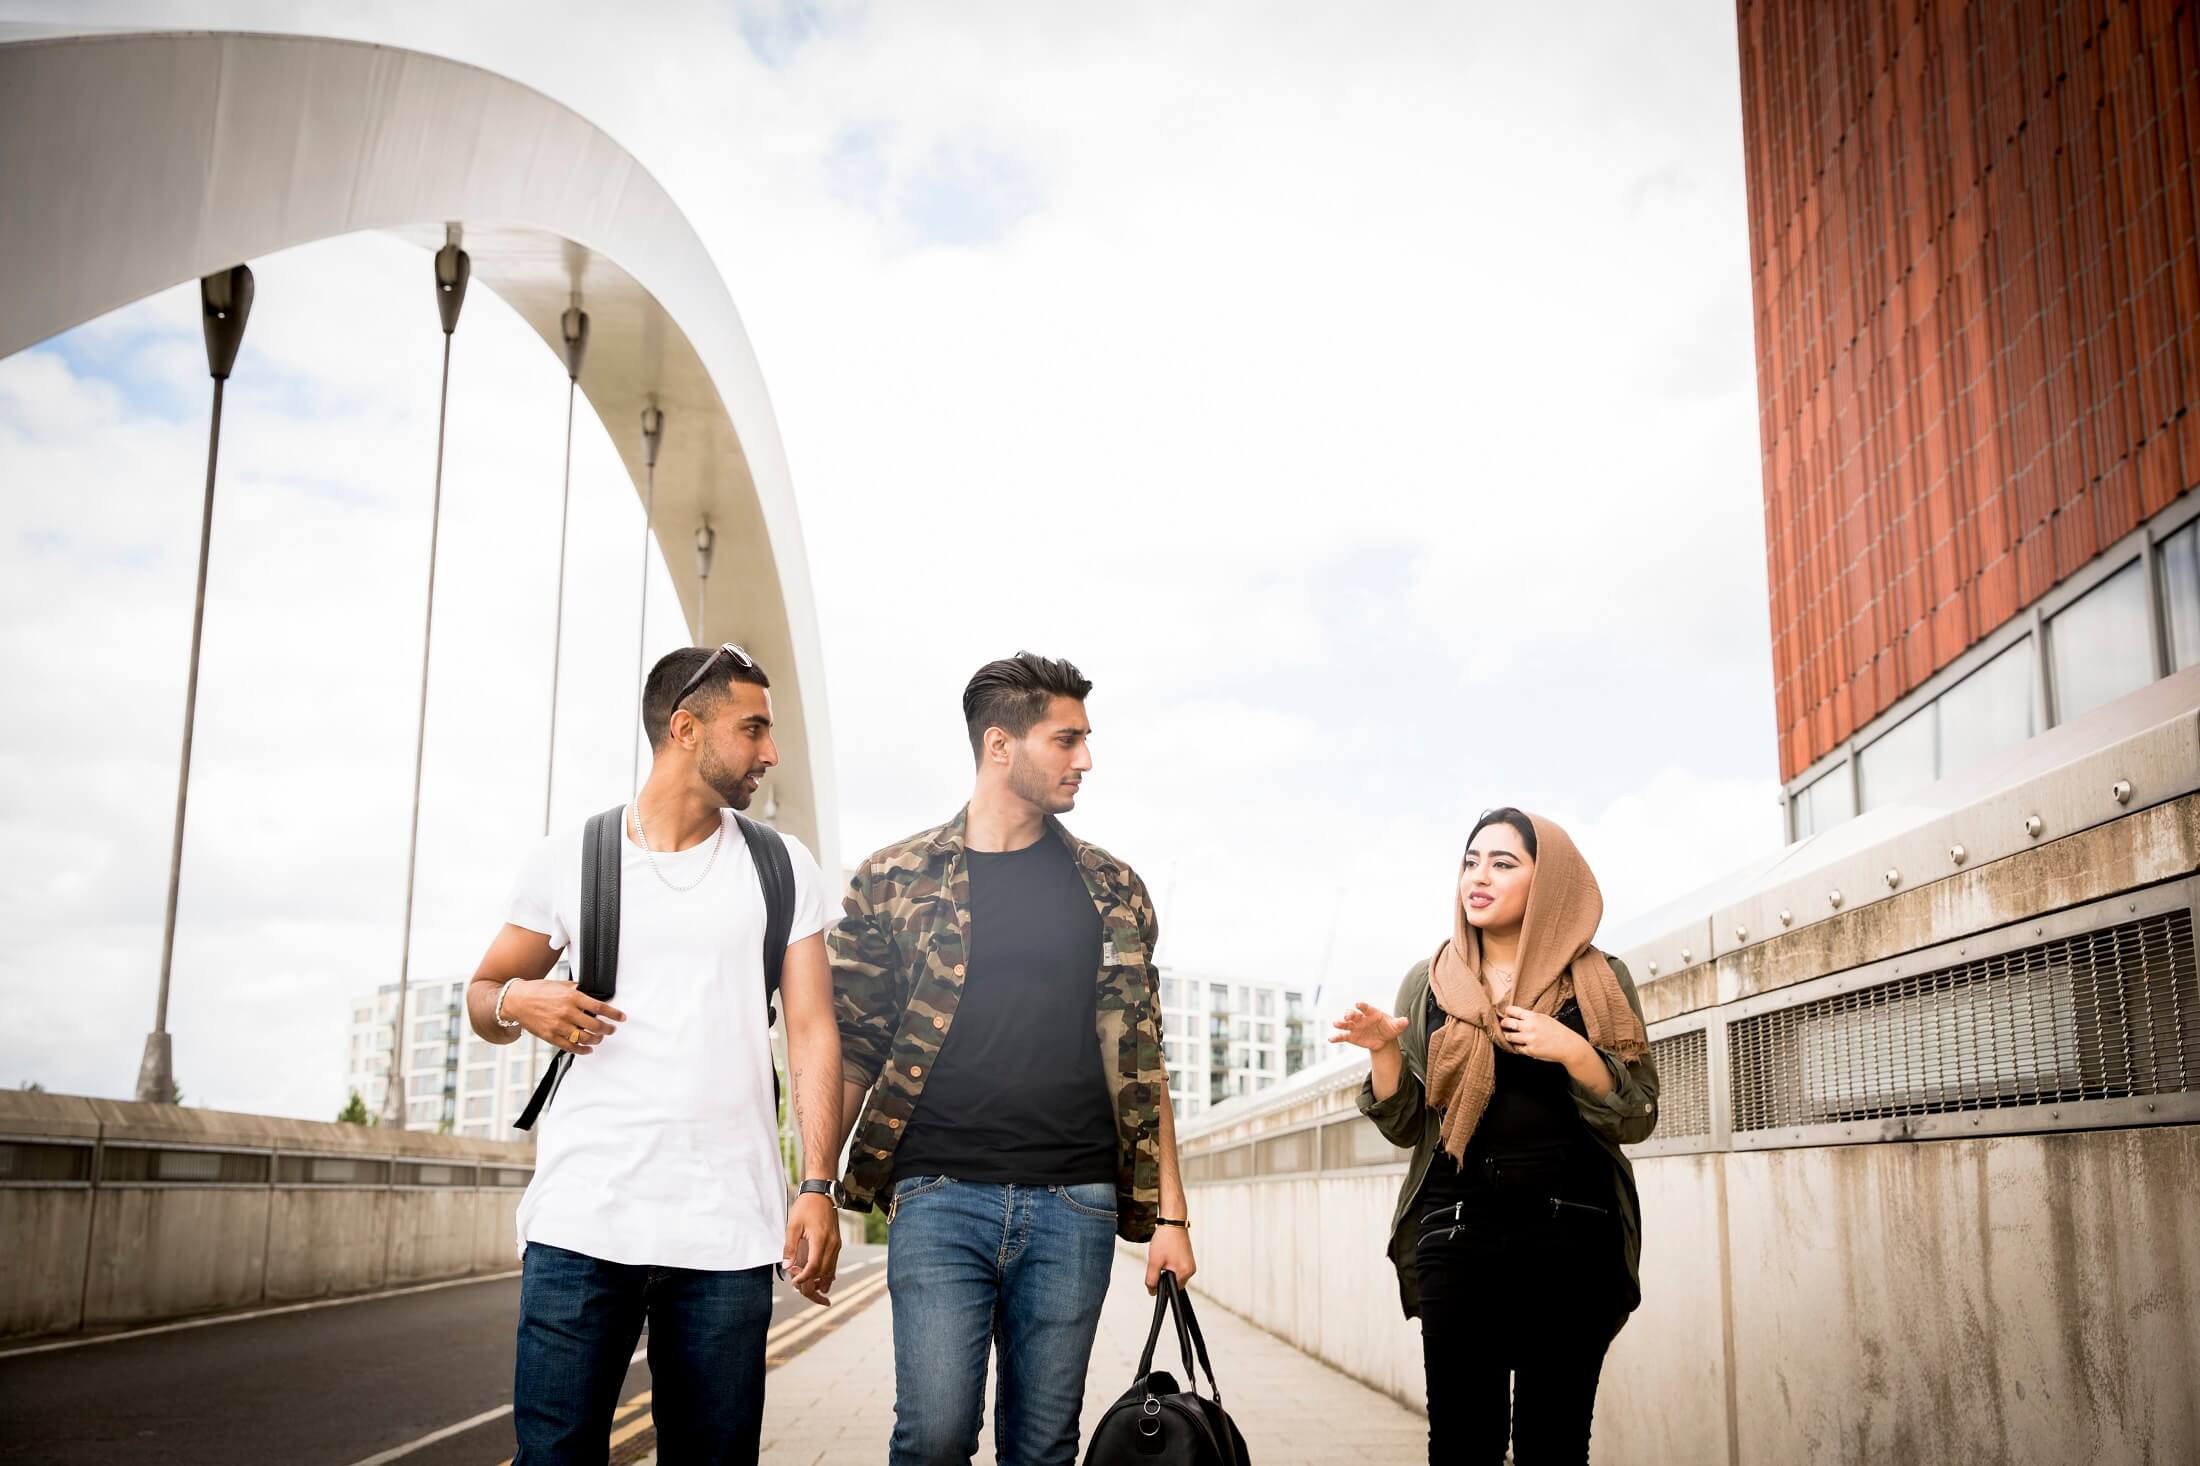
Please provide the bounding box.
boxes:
[0,26,837,869]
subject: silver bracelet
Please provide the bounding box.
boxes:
[494,977,524,1030]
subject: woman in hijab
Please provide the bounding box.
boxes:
[1332,808,1659,1465]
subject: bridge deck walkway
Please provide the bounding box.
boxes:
[693,1252,1428,1466]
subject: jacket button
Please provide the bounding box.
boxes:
[953,964,966,977]
[932,1016,946,1030]
[909,1065,924,1078]
[887,1118,902,1129]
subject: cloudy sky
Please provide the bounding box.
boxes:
[0,1,1781,1117]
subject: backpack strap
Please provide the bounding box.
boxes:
[576,806,625,1001]
[734,813,795,1110]
[734,813,794,1002]
[513,804,625,1131]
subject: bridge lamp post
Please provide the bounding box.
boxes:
[136,264,254,1106]
[382,228,470,1127]
[542,296,589,837]
[630,403,665,789]
[693,521,715,644]
[528,297,589,1100]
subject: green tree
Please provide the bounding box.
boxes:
[17,1080,45,1092]
[336,1090,371,1125]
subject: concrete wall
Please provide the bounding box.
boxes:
[0,1091,535,1340]
[0,1186,96,1337]
[1176,1170,1423,1409]
[1601,1126,2200,1465]
[1178,1115,2200,1466]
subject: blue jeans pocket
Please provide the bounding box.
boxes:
[887,1173,949,1219]
[1054,1181,1119,1220]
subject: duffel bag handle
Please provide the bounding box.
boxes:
[1135,1271,1187,1380]
[1166,1275,1224,1406]
[1135,1272,1220,1404]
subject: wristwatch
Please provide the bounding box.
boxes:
[797,1179,838,1207]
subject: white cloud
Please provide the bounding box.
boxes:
[0,0,1786,1115]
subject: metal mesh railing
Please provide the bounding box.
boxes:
[1729,909,2200,1133]
[1650,1029,1711,1138]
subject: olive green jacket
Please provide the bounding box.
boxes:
[828,808,1166,1241]
[1356,955,1659,1318]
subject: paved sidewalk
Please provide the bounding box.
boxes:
[667,1252,1427,1465]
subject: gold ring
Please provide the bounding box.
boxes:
[572,1027,583,1044]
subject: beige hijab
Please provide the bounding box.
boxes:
[1423,812,1648,1164]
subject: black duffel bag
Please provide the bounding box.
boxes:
[1084,1272,1249,1466]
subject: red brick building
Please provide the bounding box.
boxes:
[1737,1,2200,838]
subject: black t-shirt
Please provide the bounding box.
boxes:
[890,834,1119,1187]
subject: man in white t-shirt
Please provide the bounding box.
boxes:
[466,643,842,1465]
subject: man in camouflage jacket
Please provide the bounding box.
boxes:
[830,652,1194,1466]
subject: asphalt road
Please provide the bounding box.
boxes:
[0,1245,887,1466]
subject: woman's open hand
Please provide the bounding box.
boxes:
[1330,1002,1408,1052]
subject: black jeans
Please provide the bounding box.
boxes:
[1414,1159,1627,1464]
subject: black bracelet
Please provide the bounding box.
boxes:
[1156,1216,1190,1230]
[797,1179,838,1206]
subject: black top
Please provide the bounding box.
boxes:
[891,835,1119,1187]
[1416,992,1609,1209]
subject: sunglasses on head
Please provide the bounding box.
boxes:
[670,642,756,714]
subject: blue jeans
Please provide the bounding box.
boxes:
[514,1241,774,1465]
[886,1176,1119,1466]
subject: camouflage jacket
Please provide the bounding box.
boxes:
[829,807,1166,1241]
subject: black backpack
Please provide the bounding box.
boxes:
[1084,1272,1249,1466]
[514,802,795,1131]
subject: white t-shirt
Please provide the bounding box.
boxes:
[504,807,827,1271]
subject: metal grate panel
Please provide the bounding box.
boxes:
[100,1147,271,1185]
[0,1141,94,1184]
[273,1154,392,1186]
[1730,909,2200,1133]
[1650,1030,1711,1139]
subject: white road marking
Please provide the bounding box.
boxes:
[342,1404,513,1466]
[0,1269,523,1360]
[340,1347,645,1466]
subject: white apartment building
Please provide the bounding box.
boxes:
[1157,969,1322,1118]
[343,976,555,1137]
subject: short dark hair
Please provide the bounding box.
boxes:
[643,645,770,751]
[962,652,1093,759]
[1465,807,1538,863]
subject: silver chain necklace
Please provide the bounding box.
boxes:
[630,802,725,893]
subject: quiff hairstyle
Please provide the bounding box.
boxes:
[961,652,1092,762]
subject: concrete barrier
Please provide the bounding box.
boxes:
[0,1091,536,1340]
